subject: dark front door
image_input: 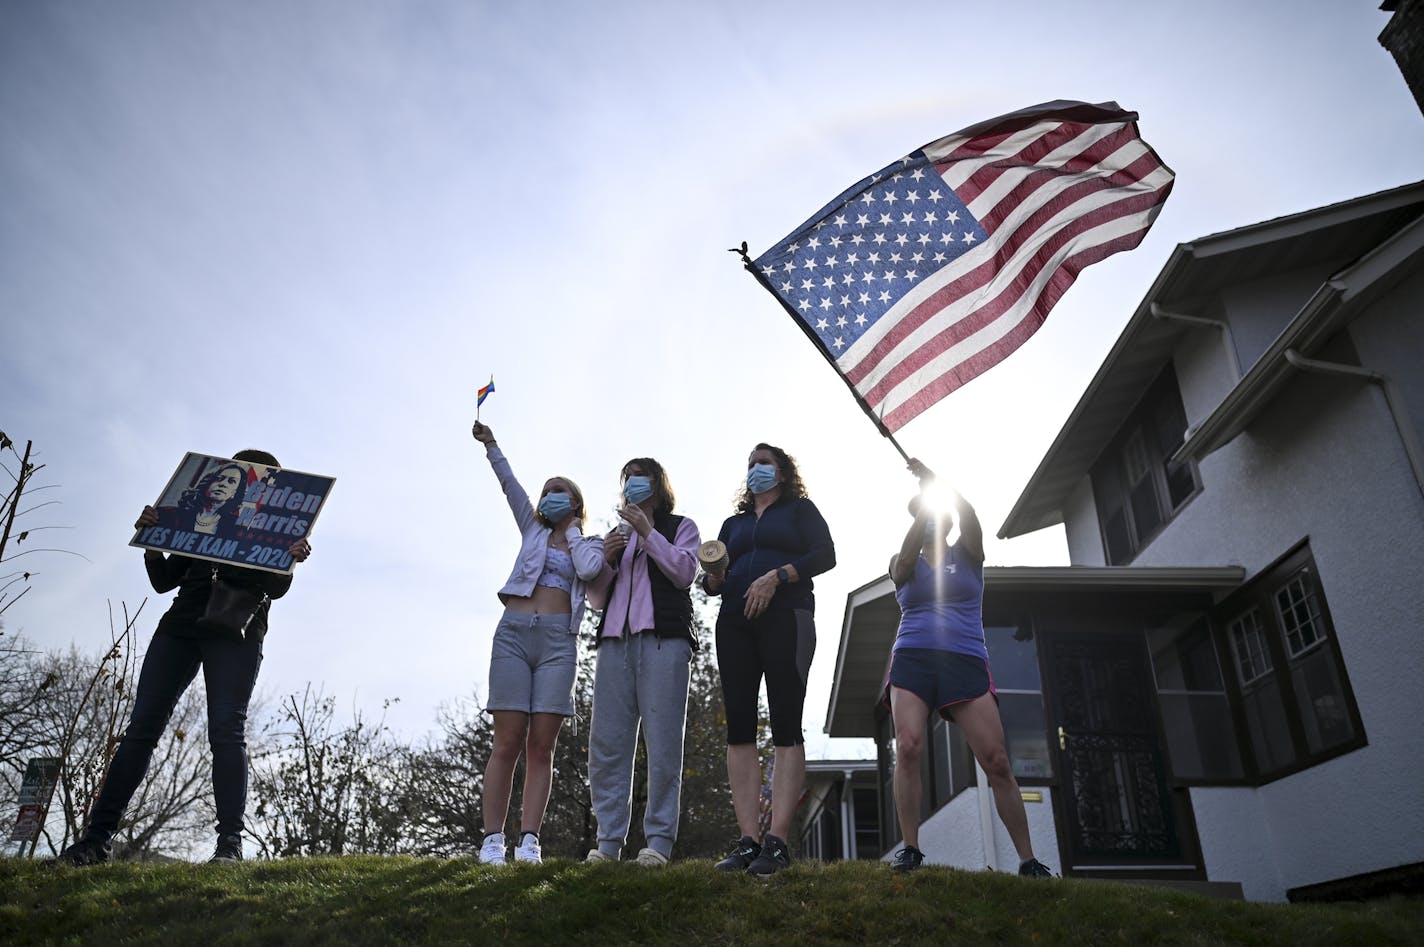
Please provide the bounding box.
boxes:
[1047,634,1182,870]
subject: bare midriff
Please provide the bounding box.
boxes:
[502,585,573,615]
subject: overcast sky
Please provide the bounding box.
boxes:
[3,1,1421,758]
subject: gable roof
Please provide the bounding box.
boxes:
[998,181,1424,540]
[1175,211,1424,462]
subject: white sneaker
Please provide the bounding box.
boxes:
[635,848,668,867]
[479,832,506,866]
[586,848,614,863]
[513,832,542,864]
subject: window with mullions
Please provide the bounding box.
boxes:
[1228,610,1274,686]
[852,787,882,860]
[1213,545,1364,782]
[1091,365,1200,565]
[984,624,1052,780]
[890,624,1049,826]
[929,715,976,810]
[1147,612,1245,782]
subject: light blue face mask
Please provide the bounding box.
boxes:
[623,475,653,505]
[539,492,574,523]
[746,462,779,495]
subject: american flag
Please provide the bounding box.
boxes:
[751,100,1174,433]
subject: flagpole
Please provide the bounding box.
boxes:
[477,375,493,423]
[731,242,912,465]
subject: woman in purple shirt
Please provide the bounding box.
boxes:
[584,458,701,866]
[883,458,1052,877]
[471,421,604,867]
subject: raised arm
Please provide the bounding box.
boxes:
[953,492,983,563]
[889,503,933,585]
[906,458,983,564]
[472,422,538,533]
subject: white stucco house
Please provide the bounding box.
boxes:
[820,181,1424,902]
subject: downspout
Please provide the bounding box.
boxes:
[1284,349,1424,502]
[840,771,855,860]
[1151,303,1242,381]
[976,760,998,871]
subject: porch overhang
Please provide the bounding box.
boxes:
[823,565,1246,739]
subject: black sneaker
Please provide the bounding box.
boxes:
[891,844,924,872]
[715,835,762,872]
[209,833,244,863]
[1018,857,1054,878]
[55,837,111,867]
[745,834,791,877]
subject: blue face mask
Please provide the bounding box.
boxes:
[539,492,574,523]
[623,475,653,505]
[746,463,779,495]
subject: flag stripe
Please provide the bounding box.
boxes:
[864,180,1172,407]
[878,205,1169,429]
[960,123,1142,212]
[923,101,1140,165]
[845,149,1170,390]
[838,129,1156,372]
[949,120,1129,204]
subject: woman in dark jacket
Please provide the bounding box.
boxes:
[58,449,311,865]
[703,443,835,877]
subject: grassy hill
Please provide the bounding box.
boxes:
[3,856,1421,946]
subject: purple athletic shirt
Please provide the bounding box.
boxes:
[891,542,988,660]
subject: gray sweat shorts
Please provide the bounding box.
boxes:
[486,610,577,716]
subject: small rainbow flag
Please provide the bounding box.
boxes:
[477,376,495,407]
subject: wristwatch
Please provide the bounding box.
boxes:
[775,566,790,585]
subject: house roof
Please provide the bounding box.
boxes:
[1176,211,1424,462]
[998,180,1424,540]
[823,565,1246,739]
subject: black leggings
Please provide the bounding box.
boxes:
[716,607,815,746]
[87,629,263,842]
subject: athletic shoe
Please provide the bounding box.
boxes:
[635,848,668,867]
[891,844,924,872]
[513,832,542,864]
[714,835,761,872]
[745,834,791,877]
[209,833,243,863]
[1018,857,1055,878]
[55,837,111,867]
[585,848,614,863]
[479,832,507,866]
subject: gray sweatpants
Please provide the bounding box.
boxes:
[588,633,692,859]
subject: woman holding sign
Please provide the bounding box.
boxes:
[703,443,835,877]
[57,449,312,866]
[584,457,700,867]
[471,421,603,866]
